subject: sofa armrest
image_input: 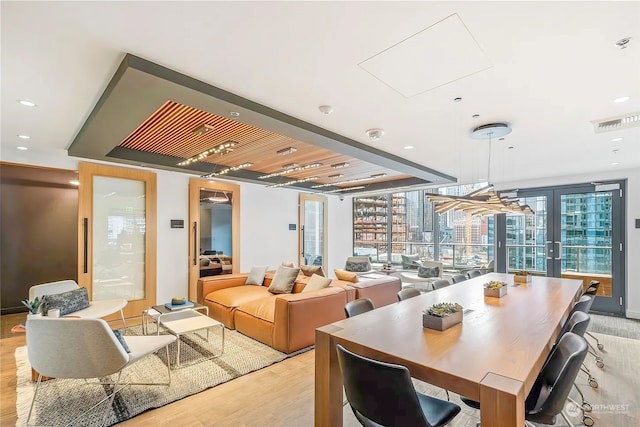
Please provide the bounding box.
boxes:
[198,274,249,303]
[272,287,347,353]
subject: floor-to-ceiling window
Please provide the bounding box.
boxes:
[353,183,493,271]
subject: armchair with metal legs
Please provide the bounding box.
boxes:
[26,317,176,427]
[29,279,128,328]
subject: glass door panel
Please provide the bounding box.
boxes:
[505,195,550,275]
[299,194,327,269]
[92,176,146,301]
[558,190,617,311]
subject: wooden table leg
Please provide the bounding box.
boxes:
[480,372,525,427]
[315,325,343,427]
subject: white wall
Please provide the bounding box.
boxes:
[496,167,640,319]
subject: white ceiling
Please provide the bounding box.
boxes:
[2,1,639,187]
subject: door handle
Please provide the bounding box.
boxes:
[545,241,553,260]
[193,222,198,266]
[555,242,563,260]
[83,218,88,274]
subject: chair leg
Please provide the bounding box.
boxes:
[560,410,577,427]
[119,309,127,330]
[26,374,43,426]
[585,331,604,351]
[101,371,122,427]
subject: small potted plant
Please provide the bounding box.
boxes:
[423,302,463,331]
[514,270,532,283]
[484,281,508,298]
[21,297,42,318]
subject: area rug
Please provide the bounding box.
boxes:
[15,326,290,426]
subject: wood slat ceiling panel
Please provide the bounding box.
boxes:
[119,100,412,187]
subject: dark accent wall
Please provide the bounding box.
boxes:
[1,165,78,313]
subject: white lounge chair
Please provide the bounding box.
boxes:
[29,279,128,327]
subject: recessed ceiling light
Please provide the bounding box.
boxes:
[611,137,623,142]
[613,96,630,103]
[18,134,31,139]
[508,146,514,149]
[276,147,297,156]
[331,162,349,169]
[453,97,462,102]
[611,162,620,166]
[230,111,240,117]
[472,114,479,118]
[403,145,414,150]
[69,180,80,186]
[328,173,344,179]
[192,124,214,135]
[318,105,334,115]
[18,100,36,107]
[17,146,28,150]
[365,128,385,141]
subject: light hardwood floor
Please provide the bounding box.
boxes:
[2,313,639,426]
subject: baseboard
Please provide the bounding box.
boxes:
[625,309,640,320]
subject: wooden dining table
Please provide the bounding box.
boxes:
[315,273,582,427]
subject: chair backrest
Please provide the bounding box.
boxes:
[345,256,372,273]
[583,280,600,296]
[26,317,128,379]
[397,288,421,301]
[466,270,482,279]
[419,260,443,278]
[344,298,374,318]
[558,310,590,340]
[401,254,421,269]
[525,333,588,422]
[451,274,467,284]
[484,259,495,271]
[29,279,79,301]
[572,294,595,315]
[432,279,451,290]
[336,344,430,427]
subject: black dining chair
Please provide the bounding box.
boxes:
[450,274,467,284]
[524,332,589,427]
[432,279,451,290]
[397,288,421,301]
[582,281,605,352]
[336,344,461,427]
[344,298,374,318]
[466,270,482,279]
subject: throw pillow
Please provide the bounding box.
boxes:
[345,260,371,273]
[299,264,325,277]
[41,287,90,316]
[417,266,440,278]
[334,269,359,283]
[113,329,131,353]
[268,266,300,294]
[199,257,210,267]
[302,274,333,293]
[245,266,269,286]
[281,261,295,268]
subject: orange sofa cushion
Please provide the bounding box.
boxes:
[203,286,271,329]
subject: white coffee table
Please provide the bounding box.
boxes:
[156,310,224,367]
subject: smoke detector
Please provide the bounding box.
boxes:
[470,123,512,139]
[366,128,385,141]
[318,105,334,114]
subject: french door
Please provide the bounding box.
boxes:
[77,162,157,319]
[299,194,327,270]
[501,182,625,315]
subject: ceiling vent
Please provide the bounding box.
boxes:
[592,112,640,133]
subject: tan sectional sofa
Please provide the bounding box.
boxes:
[197,271,401,353]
